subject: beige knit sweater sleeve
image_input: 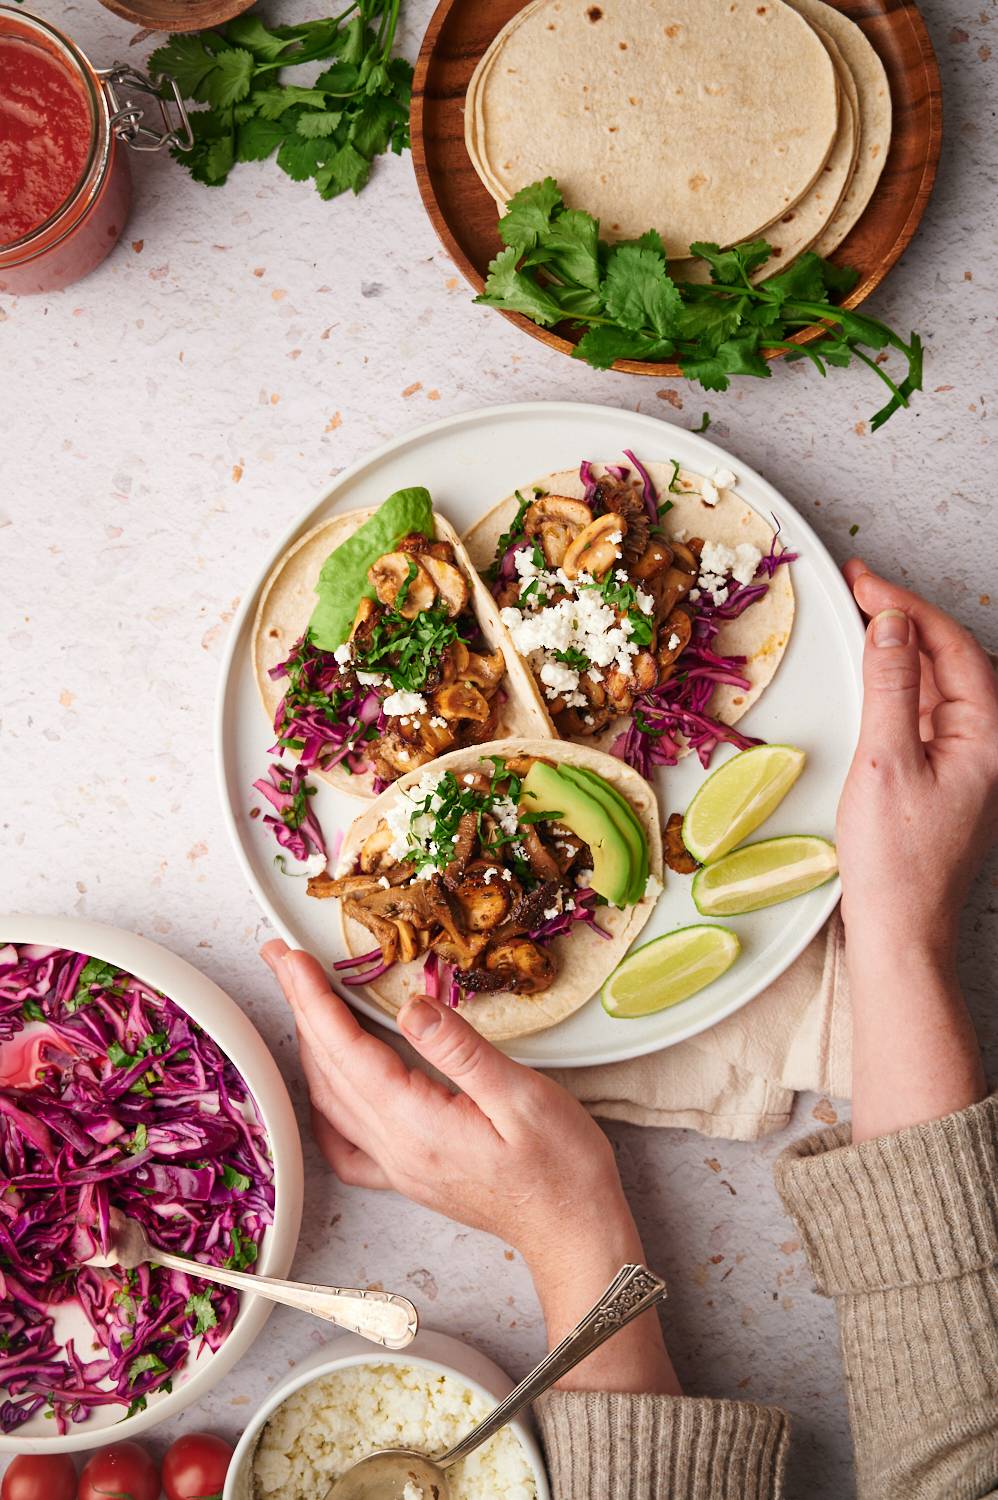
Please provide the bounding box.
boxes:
[775,1092,998,1499]
[534,1095,998,1500]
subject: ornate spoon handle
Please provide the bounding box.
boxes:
[438,1264,667,1470]
[152,1247,418,1349]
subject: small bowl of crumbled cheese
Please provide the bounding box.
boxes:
[224,1330,548,1500]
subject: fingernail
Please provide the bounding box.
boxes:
[400,997,442,1040]
[872,609,909,648]
[260,940,289,974]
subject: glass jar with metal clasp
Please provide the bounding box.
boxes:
[0,6,193,295]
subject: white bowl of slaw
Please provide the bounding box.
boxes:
[0,915,304,1454]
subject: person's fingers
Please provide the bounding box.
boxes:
[848,565,996,715]
[260,939,290,973]
[280,951,410,1093]
[857,608,925,767]
[310,1105,391,1190]
[398,995,534,1129]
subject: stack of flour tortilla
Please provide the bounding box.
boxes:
[465,0,892,280]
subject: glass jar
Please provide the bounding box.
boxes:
[0,7,191,295]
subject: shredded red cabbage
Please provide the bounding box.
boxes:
[529,887,611,943]
[0,945,274,1435]
[621,449,660,524]
[252,763,326,865]
[268,635,378,777]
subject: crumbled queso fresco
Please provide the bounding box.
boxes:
[500,549,654,708]
[251,1362,537,1500]
[696,539,763,607]
[383,770,523,875]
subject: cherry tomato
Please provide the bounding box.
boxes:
[78,1443,159,1500]
[2,1454,77,1500]
[162,1434,233,1500]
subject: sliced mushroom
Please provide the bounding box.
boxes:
[555,705,611,737]
[396,532,456,564]
[633,539,673,581]
[604,667,636,715]
[482,937,555,994]
[656,609,693,680]
[632,650,658,693]
[503,753,545,776]
[442,812,478,890]
[309,872,380,900]
[368,552,437,619]
[439,639,471,684]
[431,682,492,723]
[545,827,588,875]
[461,699,501,745]
[562,513,628,581]
[418,554,470,617]
[394,918,423,964]
[517,821,562,882]
[654,555,698,621]
[343,900,399,965]
[462,648,505,692]
[523,494,592,537]
[452,862,513,931]
[664,812,700,875]
[359,821,393,873]
[373,732,435,779]
[349,595,378,644]
[415,717,459,756]
[431,929,489,971]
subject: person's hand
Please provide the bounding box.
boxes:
[260,942,679,1394]
[836,560,998,953]
[835,561,997,1141]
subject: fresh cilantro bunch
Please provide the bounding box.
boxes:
[477,178,923,429]
[148,3,411,200]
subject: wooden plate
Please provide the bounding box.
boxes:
[411,0,942,376]
[97,0,254,30]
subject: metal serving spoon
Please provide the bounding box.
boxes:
[84,1208,418,1350]
[324,1263,668,1500]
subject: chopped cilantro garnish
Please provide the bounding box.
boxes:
[185,1292,219,1337]
[21,998,45,1022]
[128,1352,167,1386]
[485,489,533,581]
[221,1165,251,1192]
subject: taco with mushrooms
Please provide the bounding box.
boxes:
[311,738,662,1041]
[463,455,796,779]
[253,487,553,799]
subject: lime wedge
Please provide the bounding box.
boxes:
[602,925,740,1018]
[682,744,806,863]
[692,836,838,916]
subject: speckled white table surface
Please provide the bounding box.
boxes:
[1,1,996,1493]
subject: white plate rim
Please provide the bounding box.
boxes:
[0,914,304,1453]
[215,399,864,1068]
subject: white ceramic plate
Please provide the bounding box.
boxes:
[0,915,304,1453]
[216,401,863,1069]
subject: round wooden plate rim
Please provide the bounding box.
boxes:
[411,0,942,377]
[97,0,255,30]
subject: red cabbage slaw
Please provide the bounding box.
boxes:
[491,456,796,776]
[0,945,274,1435]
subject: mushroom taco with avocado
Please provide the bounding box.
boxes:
[252,487,552,800]
[462,455,796,779]
[310,739,662,1041]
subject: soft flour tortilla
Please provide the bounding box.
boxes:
[785,0,892,261]
[253,510,555,799]
[336,738,663,1041]
[462,462,795,752]
[465,0,840,258]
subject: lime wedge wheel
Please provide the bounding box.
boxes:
[682,744,806,864]
[692,836,838,916]
[601,926,740,1018]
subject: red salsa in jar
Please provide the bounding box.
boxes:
[0,33,93,244]
[0,8,131,294]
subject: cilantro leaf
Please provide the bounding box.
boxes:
[603,245,682,337]
[477,246,566,328]
[498,178,565,254]
[277,134,329,182]
[201,47,255,108]
[253,86,331,120]
[315,142,372,198]
[185,1292,219,1337]
[236,115,286,162]
[522,208,602,293]
[573,325,674,370]
[223,15,292,61]
[222,1165,252,1192]
[148,34,221,98]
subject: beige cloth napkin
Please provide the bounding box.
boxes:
[548,910,851,1142]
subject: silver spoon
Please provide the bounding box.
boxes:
[84,1208,418,1350]
[324,1263,667,1500]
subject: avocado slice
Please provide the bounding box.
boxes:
[521,761,634,908]
[560,765,649,906]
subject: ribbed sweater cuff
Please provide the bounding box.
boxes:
[534,1391,788,1500]
[775,1093,998,1296]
